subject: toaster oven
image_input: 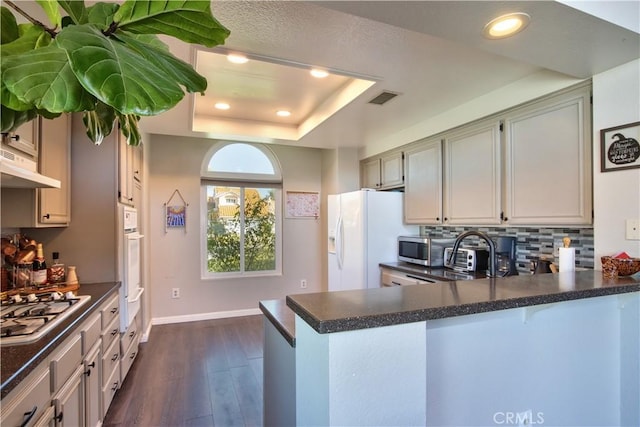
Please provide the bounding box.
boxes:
[444,247,490,272]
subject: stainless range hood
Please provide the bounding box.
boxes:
[0,149,60,189]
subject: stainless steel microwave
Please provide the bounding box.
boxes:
[398,236,456,267]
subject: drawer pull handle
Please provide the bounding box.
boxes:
[84,361,96,376]
[130,351,137,359]
[112,382,119,392]
[111,329,118,336]
[112,353,119,362]
[20,406,37,427]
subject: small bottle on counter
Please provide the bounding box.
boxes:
[47,251,66,285]
[31,243,48,286]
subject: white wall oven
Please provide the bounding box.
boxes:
[120,206,144,332]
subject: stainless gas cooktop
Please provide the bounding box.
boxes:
[0,294,91,345]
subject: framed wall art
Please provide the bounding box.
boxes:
[600,121,640,172]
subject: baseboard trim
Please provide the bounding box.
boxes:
[140,322,153,343]
[151,308,262,326]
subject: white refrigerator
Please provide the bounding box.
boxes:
[328,190,419,291]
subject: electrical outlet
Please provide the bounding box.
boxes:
[626,219,640,240]
[300,279,307,289]
[171,288,180,298]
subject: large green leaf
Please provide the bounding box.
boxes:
[2,43,95,112]
[117,112,141,146]
[0,24,51,56]
[114,0,229,47]
[115,32,206,94]
[1,106,37,133]
[55,24,184,115]
[86,2,119,29]
[0,77,35,111]
[1,7,19,44]
[36,0,62,28]
[57,0,88,25]
[83,101,117,145]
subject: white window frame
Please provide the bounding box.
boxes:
[200,142,283,279]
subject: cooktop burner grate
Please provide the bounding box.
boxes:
[0,295,91,345]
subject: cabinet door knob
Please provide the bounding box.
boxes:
[129,331,135,338]
[111,329,118,336]
[110,307,117,314]
[43,213,50,219]
[20,406,37,427]
[130,352,137,359]
[444,217,448,222]
[10,134,20,142]
[112,353,119,362]
[111,382,119,392]
[55,412,63,423]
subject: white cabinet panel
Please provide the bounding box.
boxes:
[444,121,502,225]
[404,139,443,224]
[504,89,592,225]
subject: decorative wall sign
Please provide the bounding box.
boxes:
[600,121,640,172]
[286,191,320,219]
[164,189,188,233]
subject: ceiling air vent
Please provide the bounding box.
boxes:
[368,91,399,105]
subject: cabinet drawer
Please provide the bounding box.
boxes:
[1,366,51,427]
[101,314,120,354]
[102,362,120,415]
[50,333,82,392]
[33,404,55,427]
[100,294,119,330]
[120,332,140,383]
[81,312,101,355]
[120,314,139,352]
[102,337,120,388]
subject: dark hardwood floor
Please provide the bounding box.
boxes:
[103,315,264,427]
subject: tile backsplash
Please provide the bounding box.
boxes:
[420,226,594,273]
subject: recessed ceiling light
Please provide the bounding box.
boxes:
[483,12,530,39]
[276,110,291,117]
[227,53,248,64]
[215,102,230,110]
[310,68,329,78]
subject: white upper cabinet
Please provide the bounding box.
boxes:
[1,115,71,227]
[118,132,143,206]
[361,150,404,190]
[404,139,442,224]
[443,120,502,225]
[503,87,592,225]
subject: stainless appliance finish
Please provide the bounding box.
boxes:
[444,247,489,273]
[397,236,455,267]
[0,294,91,344]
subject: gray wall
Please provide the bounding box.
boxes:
[148,134,323,321]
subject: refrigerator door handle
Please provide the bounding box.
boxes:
[336,215,344,269]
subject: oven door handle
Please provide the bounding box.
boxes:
[128,287,144,303]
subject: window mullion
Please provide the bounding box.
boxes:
[239,187,245,273]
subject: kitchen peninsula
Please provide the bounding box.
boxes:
[262,271,640,426]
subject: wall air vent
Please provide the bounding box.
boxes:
[368,91,399,105]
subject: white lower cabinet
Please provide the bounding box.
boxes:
[52,366,84,427]
[83,343,102,427]
[0,364,51,427]
[120,314,140,382]
[1,290,123,427]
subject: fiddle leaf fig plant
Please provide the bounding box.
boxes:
[1,0,230,145]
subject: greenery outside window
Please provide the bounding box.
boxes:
[201,142,282,278]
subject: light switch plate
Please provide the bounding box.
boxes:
[626,219,640,240]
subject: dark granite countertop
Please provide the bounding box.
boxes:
[379,261,487,281]
[1,282,120,400]
[286,271,640,334]
[259,299,296,347]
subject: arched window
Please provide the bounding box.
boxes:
[201,142,282,278]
